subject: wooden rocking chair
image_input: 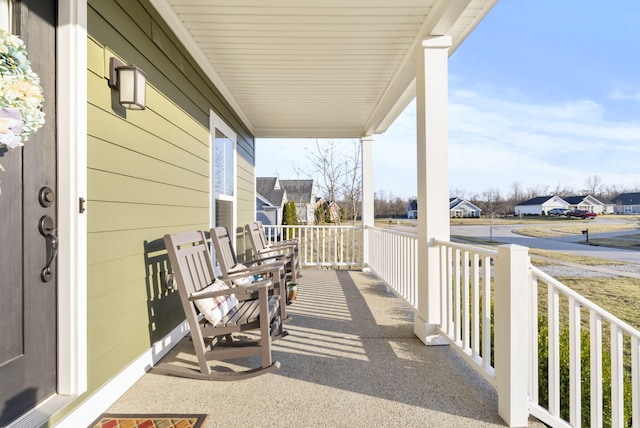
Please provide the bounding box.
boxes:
[155,230,285,381]
[245,221,301,282]
[209,226,291,322]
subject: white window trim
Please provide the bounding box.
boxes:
[210,110,238,235]
[57,0,88,397]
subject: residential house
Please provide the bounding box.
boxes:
[407,199,418,219]
[315,197,342,223]
[279,179,316,225]
[408,198,481,218]
[514,195,568,216]
[612,192,640,214]
[255,177,287,226]
[4,2,579,428]
[563,194,611,214]
[449,197,482,218]
[255,177,316,225]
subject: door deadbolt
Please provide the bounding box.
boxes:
[39,186,55,207]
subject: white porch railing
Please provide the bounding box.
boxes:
[433,240,498,385]
[262,224,639,427]
[528,265,640,428]
[262,224,363,268]
[431,239,640,428]
[367,227,418,308]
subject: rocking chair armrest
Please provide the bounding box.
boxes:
[222,263,285,282]
[227,278,273,294]
[188,286,237,301]
[242,257,287,268]
[189,279,272,301]
[263,242,297,250]
[255,253,289,263]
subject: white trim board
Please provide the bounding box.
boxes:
[54,321,190,428]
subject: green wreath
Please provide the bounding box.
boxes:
[0,29,45,170]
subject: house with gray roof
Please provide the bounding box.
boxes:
[407,200,418,219]
[256,177,316,225]
[449,197,482,218]
[611,192,640,214]
[279,179,316,224]
[407,198,481,218]
[514,195,568,216]
[256,177,288,226]
[563,195,612,214]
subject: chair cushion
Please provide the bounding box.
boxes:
[228,263,253,286]
[192,279,238,326]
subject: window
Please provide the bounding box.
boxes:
[210,111,237,236]
[214,129,234,197]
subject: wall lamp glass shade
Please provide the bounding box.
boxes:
[108,57,147,110]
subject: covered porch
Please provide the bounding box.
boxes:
[30,1,637,427]
[102,268,543,427]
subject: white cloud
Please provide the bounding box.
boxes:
[448,88,640,195]
[256,86,640,200]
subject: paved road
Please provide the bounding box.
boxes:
[450,222,640,264]
[388,219,640,264]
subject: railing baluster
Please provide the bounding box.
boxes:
[611,324,623,428]
[548,285,560,417]
[633,336,640,428]
[568,297,581,427]
[472,253,480,360]
[591,311,603,428]
[483,255,491,372]
[530,275,539,406]
[463,250,470,352]
[454,249,461,345]
[440,245,447,332]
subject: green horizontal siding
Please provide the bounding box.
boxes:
[83,0,256,400]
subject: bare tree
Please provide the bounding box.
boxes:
[341,141,362,224]
[305,140,345,205]
[584,174,603,195]
[374,190,411,218]
[450,187,467,199]
[509,181,523,205]
[475,188,506,218]
[292,139,363,224]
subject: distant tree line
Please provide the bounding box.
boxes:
[370,174,640,219]
[453,174,640,217]
[374,190,412,218]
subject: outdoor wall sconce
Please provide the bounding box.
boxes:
[108,57,147,110]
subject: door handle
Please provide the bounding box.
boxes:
[38,215,58,282]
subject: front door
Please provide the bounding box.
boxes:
[0,0,57,425]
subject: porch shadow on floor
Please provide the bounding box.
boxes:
[105,269,544,427]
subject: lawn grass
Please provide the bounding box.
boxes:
[587,237,640,251]
[528,248,629,265]
[516,222,639,238]
[450,235,505,246]
[554,277,640,329]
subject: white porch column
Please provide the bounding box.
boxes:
[361,136,374,269]
[413,36,451,345]
[494,244,530,427]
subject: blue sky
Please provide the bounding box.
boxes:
[256,1,640,200]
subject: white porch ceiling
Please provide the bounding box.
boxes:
[151,0,498,138]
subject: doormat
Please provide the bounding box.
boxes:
[90,413,208,428]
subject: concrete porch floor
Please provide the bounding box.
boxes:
[104,269,543,427]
